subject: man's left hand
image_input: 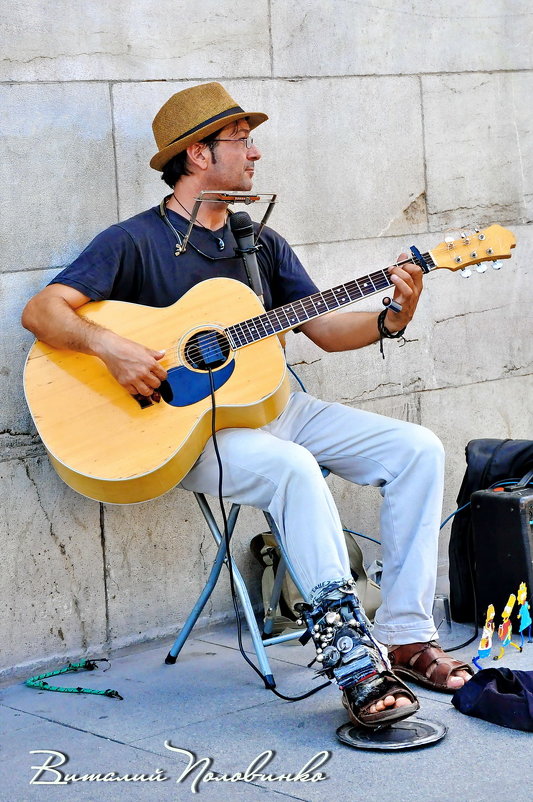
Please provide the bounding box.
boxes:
[385,253,423,333]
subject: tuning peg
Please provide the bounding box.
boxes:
[475,263,488,273]
[491,260,503,270]
[460,267,472,278]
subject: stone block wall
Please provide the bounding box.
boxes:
[1,0,532,677]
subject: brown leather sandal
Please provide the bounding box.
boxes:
[341,670,419,729]
[389,641,474,694]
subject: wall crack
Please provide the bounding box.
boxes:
[435,304,507,324]
[22,460,88,648]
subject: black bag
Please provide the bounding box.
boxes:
[448,438,533,622]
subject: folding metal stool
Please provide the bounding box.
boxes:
[164,491,312,688]
[164,365,334,686]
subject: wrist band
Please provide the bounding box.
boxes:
[377,309,406,359]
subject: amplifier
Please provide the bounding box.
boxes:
[471,487,533,624]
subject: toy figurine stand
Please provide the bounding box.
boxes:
[337,717,447,751]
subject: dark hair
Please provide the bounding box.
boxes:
[160,120,242,188]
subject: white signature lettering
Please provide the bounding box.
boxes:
[29,745,330,790]
[164,743,330,794]
[29,751,168,785]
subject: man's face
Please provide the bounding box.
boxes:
[203,120,261,191]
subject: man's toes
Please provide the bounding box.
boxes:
[395,695,412,708]
[369,697,388,713]
[369,694,410,714]
[382,694,398,709]
[447,669,472,690]
[447,674,465,689]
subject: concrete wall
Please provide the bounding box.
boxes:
[1,1,532,677]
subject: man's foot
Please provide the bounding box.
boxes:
[388,641,474,694]
[342,670,419,729]
[301,580,420,728]
[367,691,414,714]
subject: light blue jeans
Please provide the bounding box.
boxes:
[181,391,445,646]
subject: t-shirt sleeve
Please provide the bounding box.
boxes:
[258,226,319,309]
[48,224,139,301]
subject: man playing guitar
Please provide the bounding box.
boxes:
[22,82,472,729]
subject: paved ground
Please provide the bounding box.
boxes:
[1,619,531,802]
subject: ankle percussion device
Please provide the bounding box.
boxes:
[298,580,387,692]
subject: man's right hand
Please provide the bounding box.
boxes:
[99,333,167,397]
[21,283,168,398]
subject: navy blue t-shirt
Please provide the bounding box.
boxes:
[50,206,318,313]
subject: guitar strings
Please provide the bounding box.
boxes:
[154,263,417,369]
[147,250,440,371]
[136,236,490,371]
[155,257,426,369]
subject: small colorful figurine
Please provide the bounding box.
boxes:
[473,603,495,670]
[493,594,520,660]
[516,582,532,649]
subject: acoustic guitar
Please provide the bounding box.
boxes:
[23,224,516,504]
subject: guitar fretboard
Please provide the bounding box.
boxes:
[226,254,434,348]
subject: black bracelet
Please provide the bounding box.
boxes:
[377,309,406,359]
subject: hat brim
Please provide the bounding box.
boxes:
[149,111,268,171]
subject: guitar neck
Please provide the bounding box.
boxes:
[226,252,435,349]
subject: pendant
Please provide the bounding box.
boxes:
[216,238,225,251]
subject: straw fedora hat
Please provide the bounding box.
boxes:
[150,82,268,171]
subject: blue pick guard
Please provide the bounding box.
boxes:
[164,361,235,407]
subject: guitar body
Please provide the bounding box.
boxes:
[23,225,516,505]
[24,278,290,504]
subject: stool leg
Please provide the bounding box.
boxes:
[165,537,228,664]
[223,558,276,689]
[166,495,276,687]
[165,495,240,664]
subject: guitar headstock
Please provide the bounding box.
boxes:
[429,225,516,276]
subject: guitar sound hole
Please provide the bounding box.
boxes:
[184,329,230,371]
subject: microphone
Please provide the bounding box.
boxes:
[229,211,263,300]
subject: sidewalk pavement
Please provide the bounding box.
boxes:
[1,619,531,802]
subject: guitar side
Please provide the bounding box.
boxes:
[23,278,290,504]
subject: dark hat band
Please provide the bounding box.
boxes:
[167,105,245,147]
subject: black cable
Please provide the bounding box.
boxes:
[436,497,478,649]
[439,499,480,652]
[439,499,479,652]
[206,368,331,702]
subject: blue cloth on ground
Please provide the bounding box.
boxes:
[452,667,533,732]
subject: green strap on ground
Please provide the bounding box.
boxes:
[25,659,123,699]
